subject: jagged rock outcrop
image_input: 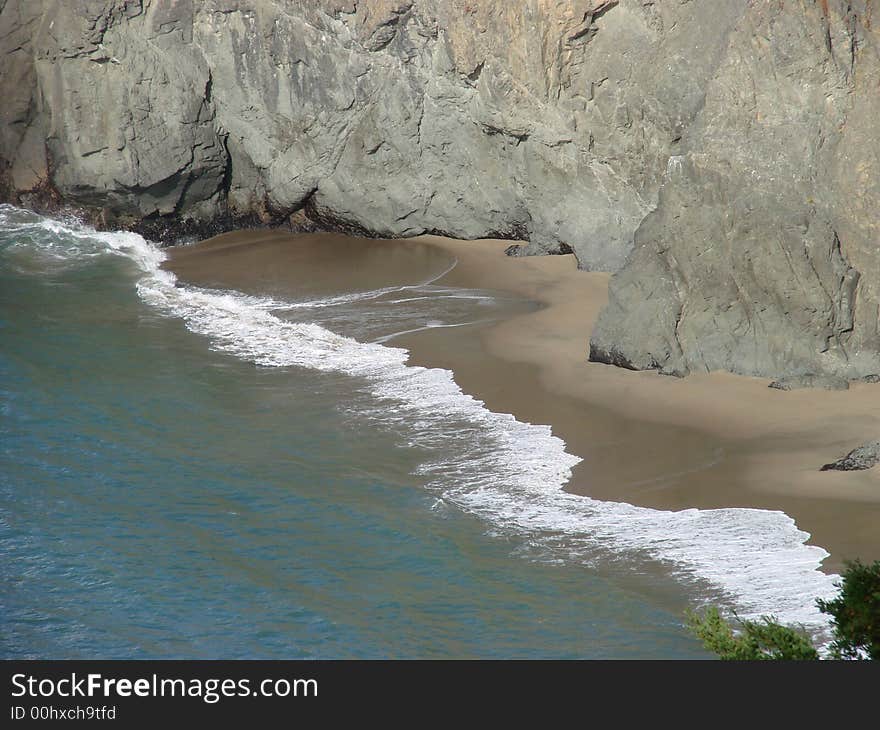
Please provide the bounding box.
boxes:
[2,1,880,381]
[590,0,880,380]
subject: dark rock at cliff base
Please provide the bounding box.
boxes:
[658,366,687,379]
[588,342,643,372]
[861,374,880,384]
[768,375,850,392]
[821,441,880,471]
[505,244,524,258]
[506,242,573,258]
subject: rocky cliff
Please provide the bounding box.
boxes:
[2,0,879,381]
[590,0,880,381]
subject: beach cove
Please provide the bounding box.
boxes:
[0,206,716,658]
[167,230,880,575]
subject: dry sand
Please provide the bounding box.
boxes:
[165,231,880,572]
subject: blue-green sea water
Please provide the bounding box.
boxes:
[0,205,838,658]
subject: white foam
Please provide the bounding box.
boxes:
[275,259,459,310]
[372,319,492,344]
[0,205,841,636]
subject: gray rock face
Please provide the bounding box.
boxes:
[821,441,880,471]
[2,1,880,382]
[590,0,880,381]
[1,0,227,221]
[1,0,745,271]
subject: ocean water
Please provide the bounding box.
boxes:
[0,205,840,658]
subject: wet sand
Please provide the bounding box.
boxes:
[165,231,880,573]
[165,229,455,300]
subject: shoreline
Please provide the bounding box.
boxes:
[400,236,880,574]
[165,231,880,574]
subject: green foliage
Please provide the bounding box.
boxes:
[688,560,880,660]
[816,559,880,660]
[686,606,819,660]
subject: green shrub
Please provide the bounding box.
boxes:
[686,607,819,660]
[688,559,880,660]
[817,559,880,660]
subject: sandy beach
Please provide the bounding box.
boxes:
[166,230,880,573]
